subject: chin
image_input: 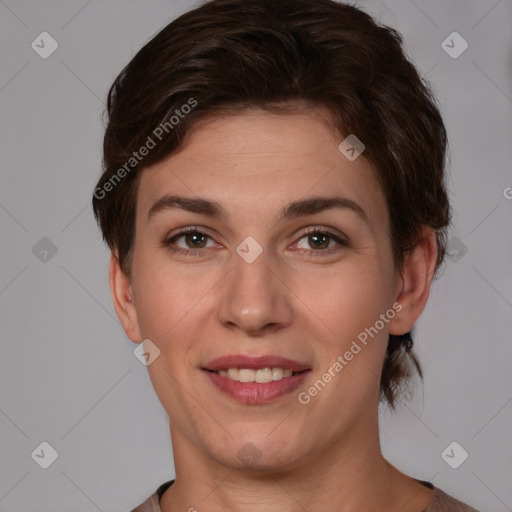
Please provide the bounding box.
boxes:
[209,434,304,473]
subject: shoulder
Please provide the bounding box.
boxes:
[129,480,481,512]
[129,480,174,512]
[426,486,480,512]
[130,493,160,512]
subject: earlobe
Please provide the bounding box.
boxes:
[388,226,438,336]
[109,250,142,343]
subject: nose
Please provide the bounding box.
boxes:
[216,249,293,336]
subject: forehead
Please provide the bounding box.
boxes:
[136,110,388,234]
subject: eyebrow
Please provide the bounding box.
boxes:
[147,194,371,229]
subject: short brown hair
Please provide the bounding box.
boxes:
[92,0,452,409]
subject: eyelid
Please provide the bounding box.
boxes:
[165,225,215,239]
[296,226,348,242]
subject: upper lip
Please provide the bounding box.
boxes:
[203,355,310,372]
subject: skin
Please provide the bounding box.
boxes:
[110,109,438,512]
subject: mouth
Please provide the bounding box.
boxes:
[201,355,311,404]
[203,367,306,382]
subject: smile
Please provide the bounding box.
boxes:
[214,367,296,382]
[202,354,311,403]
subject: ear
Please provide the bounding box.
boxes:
[388,226,438,336]
[109,250,142,343]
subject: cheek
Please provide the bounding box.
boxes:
[131,248,206,337]
[301,260,393,394]
[132,263,201,414]
[300,260,390,335]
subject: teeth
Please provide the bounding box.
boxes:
[227,368,239,380]
[272,367,284,380]
[215,367,296,382]
[239,368,255,382]
[255,368,272,383]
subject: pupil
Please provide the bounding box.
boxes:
[187,233,206,248]
[311,233,328,249]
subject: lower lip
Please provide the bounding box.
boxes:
[203,370,310,404]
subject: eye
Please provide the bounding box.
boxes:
[293,228,348,255]
[161,226,348,256]
[162,227,218,256]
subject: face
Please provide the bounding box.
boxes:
[116,109,410,472]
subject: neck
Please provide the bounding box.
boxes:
[159,403,432,512]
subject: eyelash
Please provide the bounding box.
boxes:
[161,226,349,257]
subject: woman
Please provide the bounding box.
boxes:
[92,0,480,510]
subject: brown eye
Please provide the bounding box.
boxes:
[162,227,217,256]
[295,228,348,253]
[181,232,208,249]
[306,232,331,250]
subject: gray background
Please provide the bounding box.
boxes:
[1,0,511,510]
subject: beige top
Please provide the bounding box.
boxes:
[130,479,480,512]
